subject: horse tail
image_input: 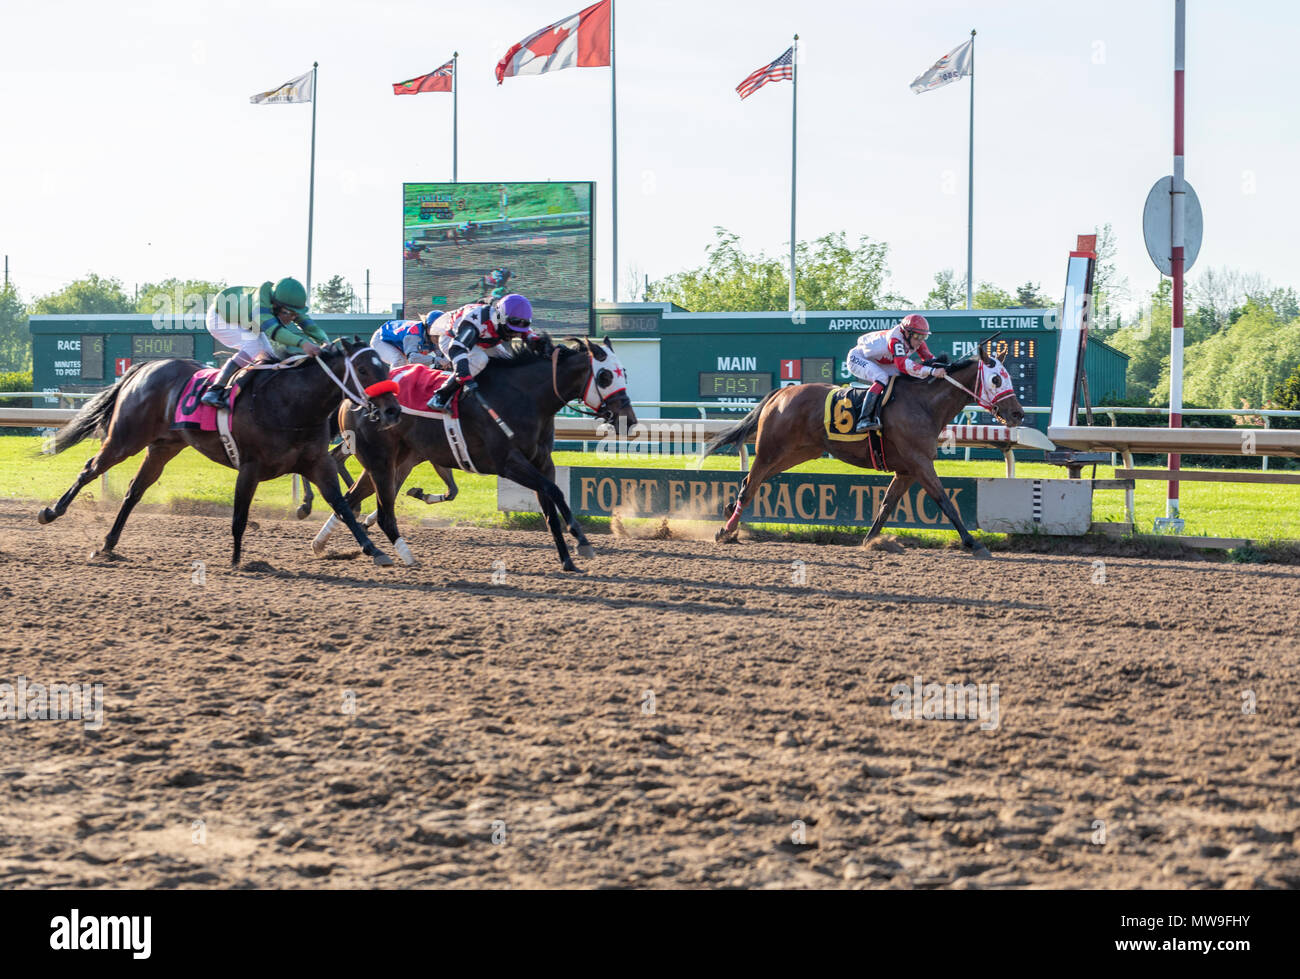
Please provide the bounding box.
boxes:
[699,388,780,461]
[48,364,143,455]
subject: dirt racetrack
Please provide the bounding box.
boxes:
[1,498,1297,890]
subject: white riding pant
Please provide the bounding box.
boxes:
[845,348,895,388]
[436,335,490,378]
[207,307,274,367]
[370,331,408,368]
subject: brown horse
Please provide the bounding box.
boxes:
[38,339,403,566]
[699,340,1026,558]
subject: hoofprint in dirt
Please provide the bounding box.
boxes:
[0,499,1296,889]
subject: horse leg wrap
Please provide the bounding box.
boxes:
[312,514,340,554]
[724,505,743,533]
[394,537,416,566]
[364,510,379,528]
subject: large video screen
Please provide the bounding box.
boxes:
[402,181,593,333]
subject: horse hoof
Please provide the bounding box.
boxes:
[37,508,54,525]
[972,545,993,560]
[373,552,394,567]
[295,504,311,521]
[578,544,596,559]
[562,561,582,573]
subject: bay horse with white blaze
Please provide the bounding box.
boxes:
[38,339,403,566]
[700,337,1025,558]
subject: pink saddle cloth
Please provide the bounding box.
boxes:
[172,367,241,431]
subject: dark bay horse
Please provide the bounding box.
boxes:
[700,340,1026,558]
[313,337,637,572]
[39,339,403,566]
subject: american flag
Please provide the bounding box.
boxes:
[736,46,794,100]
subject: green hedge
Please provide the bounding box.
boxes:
[0,369,32,406]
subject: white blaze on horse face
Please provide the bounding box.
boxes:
[584,346,630,410]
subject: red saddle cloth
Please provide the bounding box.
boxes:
[172,368,241,431]
[390,363,458,416]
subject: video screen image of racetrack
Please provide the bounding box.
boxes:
[402,181,593,332]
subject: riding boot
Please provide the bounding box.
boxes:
[426,375,463,412]
[854,388,884,433]
[200,357,243,409]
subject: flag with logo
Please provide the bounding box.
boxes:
[394,60,454,95]
[496,0,612,85]
[250,69,315,104]
[909,38,973,94]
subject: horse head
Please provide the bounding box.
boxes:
[323,338,402,429]
[974,333,1025,427]
[575,337,638,429]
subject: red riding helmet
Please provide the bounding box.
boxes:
[899,313,931,337]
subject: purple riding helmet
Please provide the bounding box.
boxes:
[494,293,534,333]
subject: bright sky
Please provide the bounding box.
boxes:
[2,0,1296,315]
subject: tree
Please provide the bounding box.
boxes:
[0,283,31,372]
[646,228,908,312]
[1106,279,1173,404]
[136,278,228,318]
[31,273,134,315]
[1176,302,1300,409]
[972,282,1016,310]
[313,275,356,313]
[925,269,964,310]
[1015,282,1051,308]
[1271,363,1300,429]
[1091,223,1129,328]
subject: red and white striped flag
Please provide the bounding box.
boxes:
[495,0,612,85]
[393,60,454,95]
[736,46,794,100]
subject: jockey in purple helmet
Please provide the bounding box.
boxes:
[426,294,543,412]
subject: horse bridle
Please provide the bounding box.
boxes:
[314,345,398,422]
[939,357,1015,425]
[551,340,620,422]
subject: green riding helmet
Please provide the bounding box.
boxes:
[271,277,309,314]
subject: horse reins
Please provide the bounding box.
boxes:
[552,341,602,418]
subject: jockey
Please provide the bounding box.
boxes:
[201,277,328,409]
[845,313,947,433]
[370,311,441,368]
[425,293,542,412]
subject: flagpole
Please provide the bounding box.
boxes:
[965,30,975,310]
[789,35,798,313]
[611,0,619,303]
[307,61,318,297]
[452,52,459,182]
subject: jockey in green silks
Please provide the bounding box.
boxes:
[201,277,329,408]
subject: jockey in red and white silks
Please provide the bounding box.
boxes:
[844,313,947,432]
[425,294,543,412]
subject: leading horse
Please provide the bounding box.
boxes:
[38,339,403,566]
[700,338,1026,558]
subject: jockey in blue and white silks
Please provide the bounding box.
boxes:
[370,311,442,368]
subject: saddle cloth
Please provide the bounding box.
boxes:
[823,376,896,443]
[172,367,242,431]
[390,363,463,418]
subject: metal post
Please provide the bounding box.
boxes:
[966,29,976,310]
[1168,2,1185,518]
[365,269,370,314]
[789,34,799,313]
[452,53,459,182]
[306,62,319,297]
[3,255,7,289]
[610,6,619,302]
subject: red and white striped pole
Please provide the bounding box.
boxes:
[1168,0,1186,518]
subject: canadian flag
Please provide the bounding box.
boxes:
[495,0,612,85]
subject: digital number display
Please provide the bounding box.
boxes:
[131,335,195,360]
[80,336,104,379]
[980,338,1037,407]
[698,372,773,398]
[801,358,835,384]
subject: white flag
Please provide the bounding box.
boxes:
[909,39,973,94]
[250,69,314,105]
